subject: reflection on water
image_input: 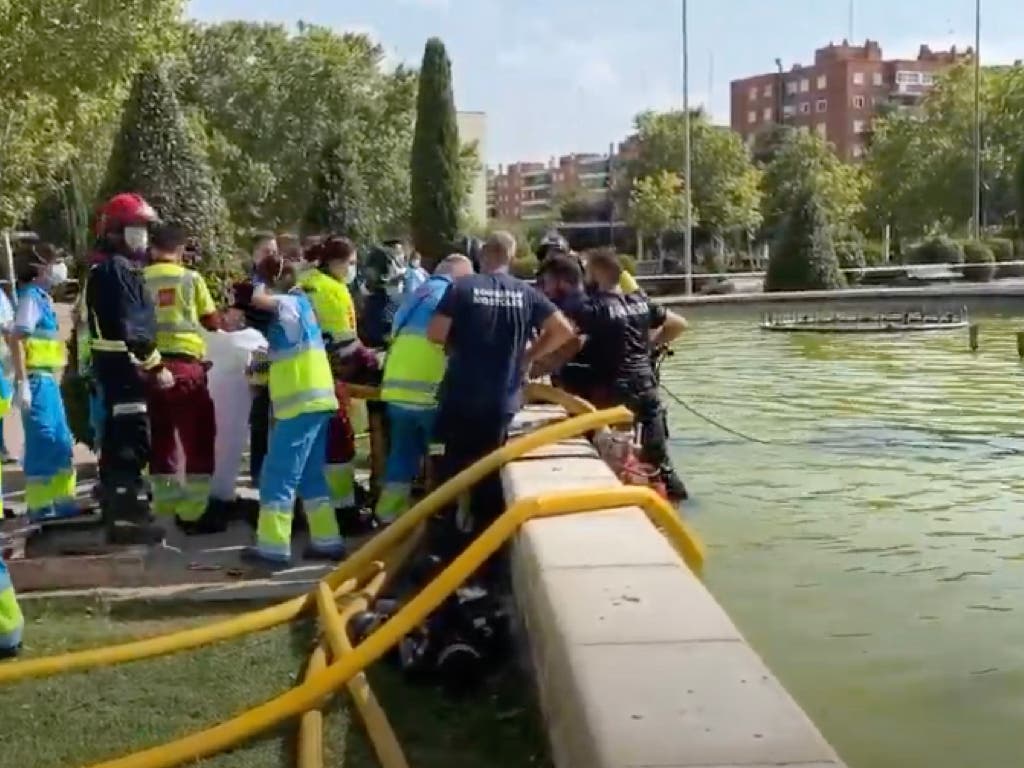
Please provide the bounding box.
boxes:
[663,313,1024,768]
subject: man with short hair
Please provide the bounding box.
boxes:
[572,249,689,500]
[143,223,223,533]
[376,254,474,524]
[427,231,575,538]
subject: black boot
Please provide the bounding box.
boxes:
[175,500,230,536]
[660,466,689,502]
[335,505,379,537]
[0,644,21,660]
[102,482,165,545]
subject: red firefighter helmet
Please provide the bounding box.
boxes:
[96,193,158,237]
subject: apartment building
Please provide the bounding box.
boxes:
[488,151,615,222]
[730,40,970,160]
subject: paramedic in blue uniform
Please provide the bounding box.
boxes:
[426,231,575,540]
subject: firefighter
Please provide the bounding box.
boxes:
[10,243,77,521]
[142,223,223,533]
[376,254,474,524]
[86,193,169,544]
[233,261,344,566]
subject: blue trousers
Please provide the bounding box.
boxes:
[21,372,76,519]
[375,403,436,522]
[256,410,344,561]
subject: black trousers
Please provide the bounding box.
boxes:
[92,350,151,519]
[620,384,673,474]
[436,408,512,530]
[249,386,270,482]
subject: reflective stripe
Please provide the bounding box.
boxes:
[156,321,201,334]
[306,499,344,555]
[272,388,335,415]
[256,507,293,561]
[381,378,437,394]
[268,339,324,363]
[113,402,147,416]
[91,339,129,352]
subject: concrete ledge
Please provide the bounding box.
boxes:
[505,406,845,768]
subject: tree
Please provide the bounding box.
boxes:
[410,38,462,268]
[761,128,865,243]
[0,0,182,228]
[303,135,372,242]
[765,190,846,292]
[101,61,233,262]
[621,109,762,236]
[626,171,693,257]
[179,21,416,235]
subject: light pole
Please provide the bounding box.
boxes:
[972,0,982,239]
[682,0,693,294]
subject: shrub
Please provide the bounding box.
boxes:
[834,237,866,284]
[511,255,538,279]
[862,240,886,267]
[984,237,1022,277]
[908,235,964,265]
[765,192,846,292]
[961,240,996,282]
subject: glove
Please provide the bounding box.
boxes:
[154,367,175,390]
[13,379,31,411]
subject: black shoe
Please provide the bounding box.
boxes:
[302,544,347,563]
[661,470,689,502]
[336,506,379,537]
[240,546,291,572]
[0,644,21,660]
[175,507,229,536]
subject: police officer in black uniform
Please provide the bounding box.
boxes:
[567,249,689,500]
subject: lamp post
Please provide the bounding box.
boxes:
[682,0,693,294]
[972,0,982,239]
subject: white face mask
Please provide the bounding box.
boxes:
[48,261,68,286]
[345,262,358,283]
[124,226,149,254]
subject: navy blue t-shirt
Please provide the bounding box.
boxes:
[435,272,556,418]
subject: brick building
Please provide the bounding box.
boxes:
[730,40,970,161]
[488,151,617,222]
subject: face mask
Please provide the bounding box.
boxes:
[124,226,149,255]
[345,262,358,283]
[47,261,68,287]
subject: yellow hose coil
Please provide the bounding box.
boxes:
[85,484,702,768]
[0,404,631,686]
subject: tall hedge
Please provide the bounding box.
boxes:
[410,38,461,269]
[304,134,371,243]
[100,61,233,262]
[765,192,846,292]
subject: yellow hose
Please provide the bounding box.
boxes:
[296,644,327,768]
[0,405,630,685]
[524,381,596,414]
[316,581,410,768]
[85,484,701,768]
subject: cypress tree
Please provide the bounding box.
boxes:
[100,61,233,261]
[765,190,846,292]
[410,38,461,268]
[304,134,372,243]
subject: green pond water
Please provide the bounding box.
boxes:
[662,312,1024,768]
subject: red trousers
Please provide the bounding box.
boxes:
[147,358,216,478]
[327,381,356,465]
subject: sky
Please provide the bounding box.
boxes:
[188,0,1022,167]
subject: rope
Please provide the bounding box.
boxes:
[659,384,774,445]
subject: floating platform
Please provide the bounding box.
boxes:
[761,309,969,333]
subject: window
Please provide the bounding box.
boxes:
[816,99,827,113]
[747,110,757,124]
[749,86,758,101]
[896,71,922,85]
[851,144,864,159]
[873,71,883,86]
[763,84,772,98]
[800,78,810,93]
[853,95,866,109]
[786,80,798,95]
[921,73,935,85]
[799,102,811,114]
[853,119,866,134]
[783,104,796,116]
[817,74,828,89]
[815,122,827,139]
[763,107,772,121]
[853,71,864,86]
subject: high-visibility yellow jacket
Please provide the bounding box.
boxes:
[299,268,358,350]
[266,291,338,420]
[15,285,65,370]
[143,262,216,359]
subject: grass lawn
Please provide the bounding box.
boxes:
[1,597,551,768]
